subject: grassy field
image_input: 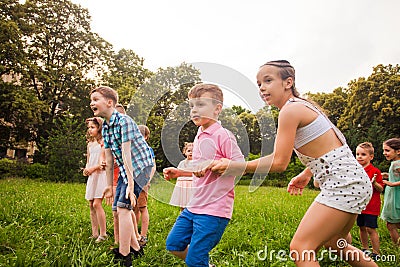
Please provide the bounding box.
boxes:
[0,178,399,266]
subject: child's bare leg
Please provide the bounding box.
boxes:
[89,200,98,237]
[359,226,369,250]
[386,222,400,245]
[290,202,377,267]
[171,247,188,260]
[367,228,380,254]
[93,198,106,237]
[113,210,119,244]
[118,207,134,256]
[131,210,140,240]
[140,207,149,237]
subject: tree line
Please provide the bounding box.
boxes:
[1,0,399,183]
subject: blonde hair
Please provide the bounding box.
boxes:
[357,142,374,155]
[90,86,118,106]
[85,117,104,143]
[182,142,193,154]
[188,83,223,104]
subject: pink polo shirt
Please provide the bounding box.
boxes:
[187,122,244,219]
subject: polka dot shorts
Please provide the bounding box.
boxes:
[296,145,373,214]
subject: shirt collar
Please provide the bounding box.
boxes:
[106,109,119,127]
[199,121,222,136]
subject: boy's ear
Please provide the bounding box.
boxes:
[215,103,222,115]
[107,99,114,108]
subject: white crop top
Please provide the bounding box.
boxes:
[285,98,333,149]
[294,114,332,149]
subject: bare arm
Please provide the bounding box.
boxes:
[208,105,299,176]
[83,144,90,176]
[102,148,114,205]
[122,141,136,206]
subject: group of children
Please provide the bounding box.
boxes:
[82,60,400,267]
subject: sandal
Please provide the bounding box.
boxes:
[95,235,108,243]
[138,235,148,247]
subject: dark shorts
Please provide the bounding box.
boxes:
[357,214,378,229]
[112,166,152,211]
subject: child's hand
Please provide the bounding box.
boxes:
[202,159,230,176]
[126,183,136,207]
[371,174,377,183]
[382,172,389,180]
[102,186,113,205]
[287,174,311,195]
[163,167,179,180]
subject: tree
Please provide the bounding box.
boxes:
[14,0,113,162]
[338,64,400,154]
[103,48,152,106]
[306,87,348,126]
[128,63,201,169]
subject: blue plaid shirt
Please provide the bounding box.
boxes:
[103,110,154,184]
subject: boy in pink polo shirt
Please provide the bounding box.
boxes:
[163,83,244,267]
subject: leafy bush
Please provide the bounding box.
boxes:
[0,158,15,177]
[24,163,48,179]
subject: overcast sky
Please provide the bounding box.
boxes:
[71,0,400,111]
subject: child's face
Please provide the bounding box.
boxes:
[90,92,112,117]
[87,121,100,138]
[184,144,193,160]
[189,92,222,130]
[256,65,292,108]
[355,146,373,167]
[383,144,400,161]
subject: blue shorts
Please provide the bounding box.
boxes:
[112,166,152,211]
[166,209,229,267]
[357,214,378,229]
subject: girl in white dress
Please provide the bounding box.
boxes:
[83,117,108,242]
[170,142,194,211]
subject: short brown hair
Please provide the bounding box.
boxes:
[188,83,223,104]
[138,125,150,139]
[357,142,374,155]
[90,86,118,106]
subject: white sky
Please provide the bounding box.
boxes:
[71,0,400,111]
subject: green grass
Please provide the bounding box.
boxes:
[0,178,399,266]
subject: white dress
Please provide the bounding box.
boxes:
[169,159,194,208]
[85,142,107,200]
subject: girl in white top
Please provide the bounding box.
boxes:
[202,60,377,266]
[169,142,194,211]
[83,117,108,243]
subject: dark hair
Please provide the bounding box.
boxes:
[384,138,400,151]
[85,117,104,143]
[262,60,300,97]
[90,86,118,106]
